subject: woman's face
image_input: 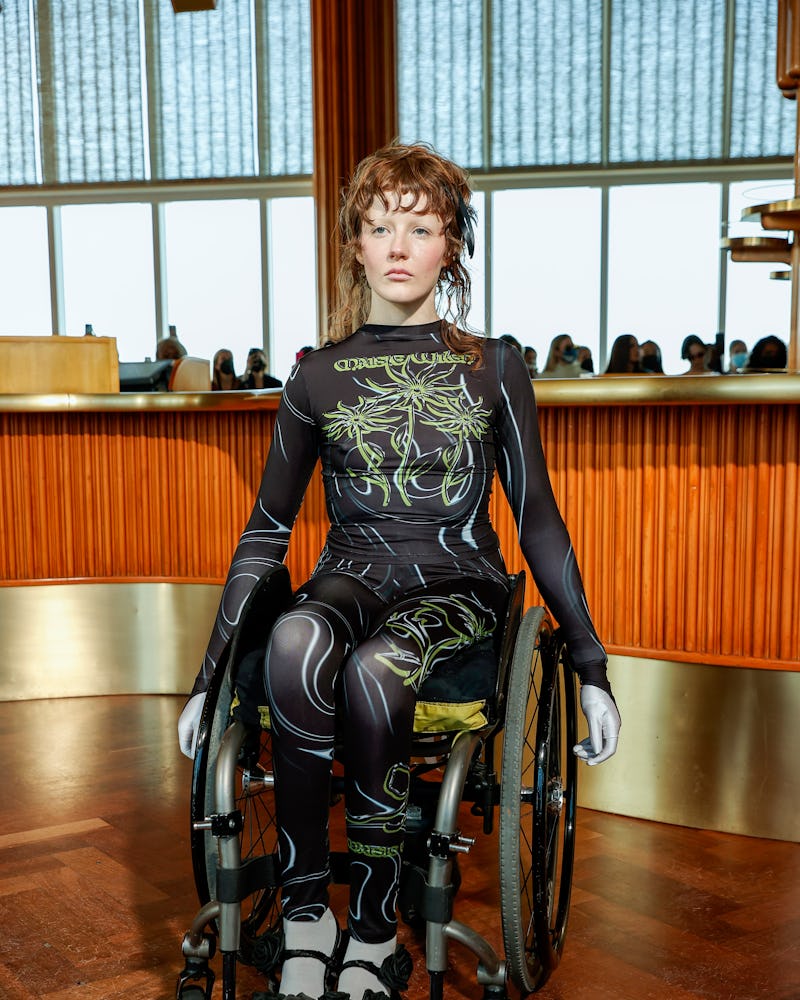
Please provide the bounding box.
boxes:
[357,192,448,323]
[687,343,707,371]
[556,337,575,360]
[215,351,232,372]
[628,338,640,363]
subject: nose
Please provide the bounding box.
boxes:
[388,232,409,258]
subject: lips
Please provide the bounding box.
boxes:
[386,268,411,278]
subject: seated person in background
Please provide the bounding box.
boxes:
[241,347,282,389]
[680,334,709,375]
[538,333,583,378]
[155,336,187,360]
[212,349,242,391]
[639,339,664,374]
[523,345,538,377]
[745,335,788,372]
[604,334,644,374]
[728,339,748,372]
[577,345,594,373]
[498,333,523,353]
[296,345,315,361]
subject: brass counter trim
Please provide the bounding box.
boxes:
[2,374,800,411]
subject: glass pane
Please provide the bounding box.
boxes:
[725,179,791,356]
[491,0,602,167]
[164,199,262,374]
[730,0,795,158]
[609,0,725,163]
[151,0,256,179]
[397,0,484,168]
[268,197,317,381]
[61,203,156,360]
[44,0,146,182]
[0,0,38,184]
[608,182,720,374]
[0,207,51,335]
[491,187,601,366]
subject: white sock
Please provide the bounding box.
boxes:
[337,936,397,999]
[280,907,338,999]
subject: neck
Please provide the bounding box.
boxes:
[365,292,440,327]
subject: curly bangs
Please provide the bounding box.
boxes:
[341,143,466,242]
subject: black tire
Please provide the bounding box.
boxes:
[189,567,292,961]
[177,988,207,1000]
[499,609,578,995]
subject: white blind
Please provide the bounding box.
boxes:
[492,0,602,167]
[0,0,313,186]
[397,0,484,168]
[0,1,38,184]
[608,0,726,162]
[258,0,313,175]
[729,0,795,158]
[39,0,146,183]
[397,0,794,169]
[149,0,256,179]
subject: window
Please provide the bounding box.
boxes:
[491,187,602,359]
[0,207,51,336]
[608,182,721,374]
[268,197,318,380]
[163,200,263,372]
[61,203,156,357]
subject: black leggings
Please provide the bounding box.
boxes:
[264,571,507,943]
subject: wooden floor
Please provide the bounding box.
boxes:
[0,695,798,1000]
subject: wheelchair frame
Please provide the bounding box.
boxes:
[177,566,578,1000]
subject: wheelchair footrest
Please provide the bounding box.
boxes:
[176,954,215,1000]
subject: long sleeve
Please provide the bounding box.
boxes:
[190,364,319,695]
[492,344,611,692]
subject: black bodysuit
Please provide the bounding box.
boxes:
[194,322,608,942]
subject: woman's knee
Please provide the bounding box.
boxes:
[341,641,417,731]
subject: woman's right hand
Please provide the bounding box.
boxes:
[178,691,206,759]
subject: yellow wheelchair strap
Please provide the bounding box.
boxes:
[231,694,488,735]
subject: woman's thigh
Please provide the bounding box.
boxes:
[264,572,388,720]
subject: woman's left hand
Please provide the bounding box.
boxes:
[573,685,621,765]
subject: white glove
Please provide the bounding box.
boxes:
[573,684,620,766]
[178,692,206,759]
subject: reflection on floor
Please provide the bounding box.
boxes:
[0,696,798,1000]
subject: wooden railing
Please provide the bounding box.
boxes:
[2,377,798,671]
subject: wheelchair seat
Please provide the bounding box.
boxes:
[228,569,524,737]
[178,564,578,1000]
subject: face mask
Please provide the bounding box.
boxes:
[219,358,234,375]
[731,352,748,369]
[561,347,577,363]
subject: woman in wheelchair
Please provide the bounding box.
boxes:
[178,142,620,1000]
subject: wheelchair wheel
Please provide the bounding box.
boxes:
[499,609,578,995]
[190,653,281,963]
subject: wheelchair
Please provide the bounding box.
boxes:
[177,564,578,1000]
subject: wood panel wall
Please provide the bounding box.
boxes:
[2,399,797,670]
[311,0,397,336]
